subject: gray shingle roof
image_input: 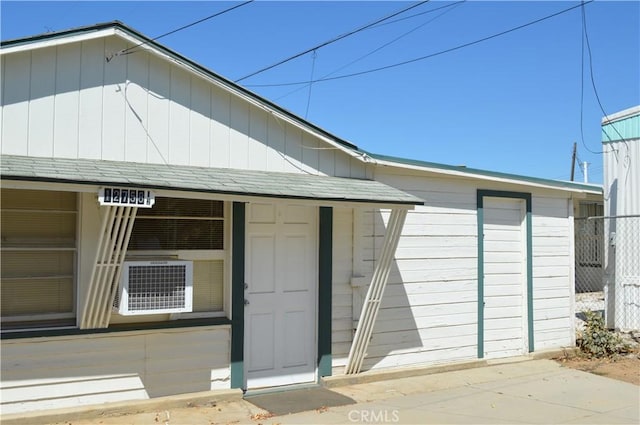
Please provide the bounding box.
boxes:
[1,155,422,205]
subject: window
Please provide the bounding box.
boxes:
[578,202,604,218]
[126,197,226,315]
[576,202,604,267]
[1,189,77,330]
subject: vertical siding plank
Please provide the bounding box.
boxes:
[229,96,248,169]
[284,126,303,173]
[124,50,149,162]
[28,48,56,156]
[301,133,319,175]
[1,51,30,155]
[54,44,81,158]
[147,55,170,164]
[210,85,230,168]
[78,38,105,159]
[350,157,366,179]
[266,115,285,172]
[101,37,128,161]
[334,151,351,177]
[189,76,211,167]
[247,107,267,171]
[169,66,191,165]
[318,147,335,176]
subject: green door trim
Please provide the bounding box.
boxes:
[318,206,333,378]
[230,202,245,389]
[476,190,533,359]
[230,203,333,388]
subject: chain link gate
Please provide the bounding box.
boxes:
[575,215,640,332]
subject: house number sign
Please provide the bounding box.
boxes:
[98,187,155,208]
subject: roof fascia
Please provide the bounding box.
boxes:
[0,27,117,55]
[1,178,415,210]
[601,105,640,125]
[367,153,602,195]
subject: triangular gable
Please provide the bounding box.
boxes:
[1,21,367,178]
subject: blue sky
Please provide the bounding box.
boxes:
[2,1,639,184]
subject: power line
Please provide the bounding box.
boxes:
[579,1,602,155]
[108,0,254,60]
[272,1,465,101]
[581,0,630,147]
[304,50,317,119]
[247,1,593,88]
[234,0,431,82]
[371,0,467,29]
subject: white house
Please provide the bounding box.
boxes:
[601,105,640,330]
[0,22,602,415]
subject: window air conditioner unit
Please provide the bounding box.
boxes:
[114,261,193,315]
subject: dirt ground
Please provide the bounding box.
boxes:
[553,348,640,386]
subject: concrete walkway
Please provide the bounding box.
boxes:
[9,359,640,425]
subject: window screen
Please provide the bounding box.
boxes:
[128,198,224,250]
[1,189,77,329]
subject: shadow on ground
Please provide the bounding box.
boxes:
[244,387,356,415]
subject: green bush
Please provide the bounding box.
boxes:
[578,310,630,358]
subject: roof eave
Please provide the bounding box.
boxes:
[367,153,603,195]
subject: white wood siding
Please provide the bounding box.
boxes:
[361,173,479,371]
[354,169,575,371]
[482,197,526,359]
[331,207,355,371]
[0,36,366,178]
[532,197,574,349]
[0,326,230,414]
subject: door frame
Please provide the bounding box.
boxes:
[230,202,333,390]
[476,190,533,359]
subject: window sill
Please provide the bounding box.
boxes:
[1,317,232,340]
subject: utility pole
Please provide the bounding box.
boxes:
[570,142,577,181]
[582,161,589,183]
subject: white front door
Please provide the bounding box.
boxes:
[483,197,527,359]
[244,202,317,389]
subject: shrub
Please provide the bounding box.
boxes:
[578,310,630,358]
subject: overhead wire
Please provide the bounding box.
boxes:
[304,50,317,119]
[107,0,254,61]
[370,0,467,28]
[272,0,466,101]
[579,1,603,155]
[581,0,630,147]
[247,1,594,88]
[234,0,431,82]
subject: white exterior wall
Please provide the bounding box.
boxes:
[532,197,574,349]
[603,137,640,329]
[353,168,575,371]
[0,326,230,415]
[361,172,479,370]
[0,36,366,179]
[604,140,639,217]
[331,207,355,371]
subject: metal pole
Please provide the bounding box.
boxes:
[583,161,589,183]
[570,142,577,181]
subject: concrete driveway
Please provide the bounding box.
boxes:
[7,358,639,425]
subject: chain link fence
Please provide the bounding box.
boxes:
[575,215,640,332]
